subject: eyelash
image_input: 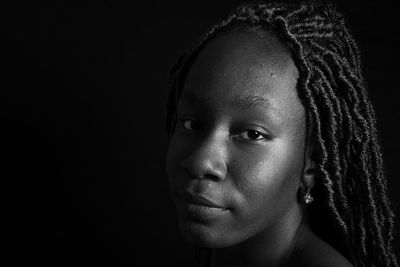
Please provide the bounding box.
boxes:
[177,118,271,142]
[233,129,270,142]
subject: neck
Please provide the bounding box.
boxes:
[209,204,307,267]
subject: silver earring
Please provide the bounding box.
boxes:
[304,189,314,204]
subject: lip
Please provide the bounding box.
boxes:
[176,191,227,210]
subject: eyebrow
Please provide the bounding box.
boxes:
[231,94,270,111]
[181,91,272,112]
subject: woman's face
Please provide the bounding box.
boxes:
[166,29,308,248]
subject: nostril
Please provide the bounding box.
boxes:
[180,158,202,179]
[203,173,223,182]
[179,137,228,181]
[180,156,227,181]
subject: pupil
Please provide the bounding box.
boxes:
[249,131,259,139]
[185,121,192,130]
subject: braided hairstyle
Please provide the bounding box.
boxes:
[165,1,398,266]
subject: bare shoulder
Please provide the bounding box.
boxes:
[287,226,354,267]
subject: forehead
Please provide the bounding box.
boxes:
[181,29,304,122]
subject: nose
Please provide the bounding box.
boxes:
[180,135,227,181]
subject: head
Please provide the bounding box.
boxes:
[165,1,397,267]
[166,26,313,247]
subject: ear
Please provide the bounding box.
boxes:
[301,113,316,190]
[302,140,316,190]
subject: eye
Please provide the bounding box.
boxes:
[178,118,199,132]
[235,129,270,141]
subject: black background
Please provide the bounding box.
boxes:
[2,0,400,265]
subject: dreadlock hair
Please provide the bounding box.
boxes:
[165,1,398,267]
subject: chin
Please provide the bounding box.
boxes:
[179,220,238,248]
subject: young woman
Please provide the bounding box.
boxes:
[165,1,398,266]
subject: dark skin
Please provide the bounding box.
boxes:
[166,28,354,267]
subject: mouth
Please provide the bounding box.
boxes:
[175,191,227,210]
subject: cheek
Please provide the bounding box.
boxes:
[166,135,182,186]
[165,133,196,192]
[231,139,304,218]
